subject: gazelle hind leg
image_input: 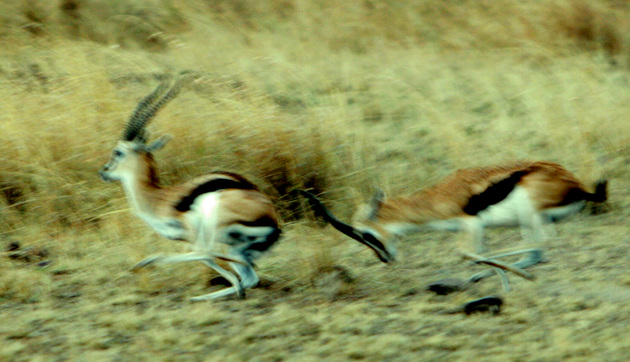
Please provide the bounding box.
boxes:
[189,258,267,301]
[231,262,260,290]
[190,286,242,302]
[470,211,545,284]
[512,211,545,269]
[190,259,244,301]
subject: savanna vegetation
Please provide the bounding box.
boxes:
[1,0,629,360]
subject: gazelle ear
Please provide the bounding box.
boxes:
[147,134,172,152]
[136,129,150,144]
[367,188,385,220]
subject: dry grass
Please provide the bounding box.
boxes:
[1,0,630,360]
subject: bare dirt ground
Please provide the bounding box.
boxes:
[2,211,629,360]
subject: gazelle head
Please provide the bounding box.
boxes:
[99,75,190,183]
[298,190,397,263]
[349,189,398,260]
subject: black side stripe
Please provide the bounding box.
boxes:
[463,170,530,215]
[240,216,278,228]
[246,228,282,252]
[175,178,256,212]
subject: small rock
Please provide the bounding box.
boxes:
[463,296,503,315]
[427,278,470,295]
[8,250,30,263]
[6,241,20,252]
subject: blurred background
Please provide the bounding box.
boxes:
[0,0,629,359]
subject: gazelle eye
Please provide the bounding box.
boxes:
[113,150,123,158]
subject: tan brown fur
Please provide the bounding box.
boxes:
[101,144,282,300]
[99,79,284,301]
[212,190,280,229]
[369,161,593,225]
[333,160,607,287]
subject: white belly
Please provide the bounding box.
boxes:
[475,186,585,227]
[476,186,530,227]
[188,193,221,250]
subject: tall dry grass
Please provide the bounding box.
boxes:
[0,2,629,359]
[0,0,628,241]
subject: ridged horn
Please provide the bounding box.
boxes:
[298,190,394,263]
[122,79,170,141]
[122,72,195,142]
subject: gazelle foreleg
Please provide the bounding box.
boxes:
[189,259,245,301]
[131,252,245,300]
[131,251,247,270]
[130,252,207,271]
[462,218,512,286]
[468,210,546,284]
[511,211,545,269]
[189,261,261,301]
[230,262,260,290]
[464,217,487,254]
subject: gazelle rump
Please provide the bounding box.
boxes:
[300,161,607,286]
[99,75,282,301]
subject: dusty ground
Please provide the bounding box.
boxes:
[2,212,629,360]
[1,0,630,360]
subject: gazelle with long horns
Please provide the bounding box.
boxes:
[300,161,607,289]
[99,74,282,301]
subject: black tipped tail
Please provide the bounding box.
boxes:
[297,189,394,264]
[586,180,608,203]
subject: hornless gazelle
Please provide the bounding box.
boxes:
[300,161,607,289]
[99,75,282,301]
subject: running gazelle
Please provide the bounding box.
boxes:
[99,75,282,301]
[300,161,607,288]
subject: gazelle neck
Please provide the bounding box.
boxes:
[119,158,163,217]
[379,194,437,226]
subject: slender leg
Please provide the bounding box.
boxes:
[185,214,243,301]
[189,259,244,301]
[494,268,511,292]
[189,261,262,301]
[464,251,535,283]
[231,262,260,290]
[486,248,541,260]
[465,218,486,254]
[131,252,209,271]
[190,287,241,301]
[131,252,245,301]
[469,210,546,284]
[513,211,545,269]
[463,217,513,286]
